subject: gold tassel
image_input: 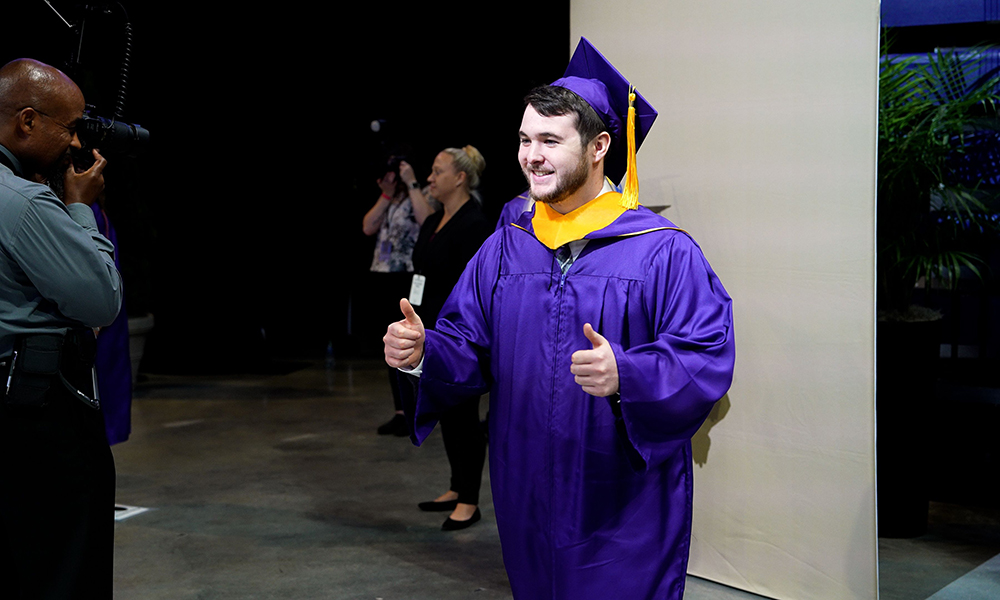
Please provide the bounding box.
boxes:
[620,85,640,210]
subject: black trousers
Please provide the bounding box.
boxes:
[387,365,403,411]
[439,396,486,505]
[0,384,115,599]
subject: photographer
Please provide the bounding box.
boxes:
[363,154,435,436]
[0,58,120,598]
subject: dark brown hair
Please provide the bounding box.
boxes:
[524,85,606,145]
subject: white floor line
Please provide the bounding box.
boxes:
[115,505,151,522]
[163,419,205,428]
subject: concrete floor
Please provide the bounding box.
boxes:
[112,359,1000,599]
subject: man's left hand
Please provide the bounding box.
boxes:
[570,323,619,397]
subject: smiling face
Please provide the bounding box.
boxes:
[34,97,84,174]
[518,104,593,206]
[20,81,85,182]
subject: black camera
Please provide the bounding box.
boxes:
[385,154,407,178]
[74,108,149,164]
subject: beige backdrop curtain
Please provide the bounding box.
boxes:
[570,2,880,599]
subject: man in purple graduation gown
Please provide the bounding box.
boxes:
[385,38,735,599]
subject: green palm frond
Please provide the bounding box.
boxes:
[878,34,1000,310]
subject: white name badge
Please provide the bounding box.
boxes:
[409,274,426,306]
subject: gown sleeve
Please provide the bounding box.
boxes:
[401,233,500,445]
[611,233,735,471]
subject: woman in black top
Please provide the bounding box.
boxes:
[410,145,492,530]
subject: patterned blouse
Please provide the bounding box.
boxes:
[369,196,420,273]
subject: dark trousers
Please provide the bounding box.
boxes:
[366,271,413,411]
[0,386,115,599]
[387,365,402,411]
[439,396,486,505]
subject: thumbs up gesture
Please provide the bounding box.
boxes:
[384,298,425,368]
[570,323,619,397]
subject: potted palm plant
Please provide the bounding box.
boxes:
[877,37,1000,537]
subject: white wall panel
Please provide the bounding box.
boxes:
[570,2,880,598]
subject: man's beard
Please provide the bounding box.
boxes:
[40,151,73,200]
[524,150,590,205]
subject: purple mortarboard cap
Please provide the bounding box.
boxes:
[550,37,658,186]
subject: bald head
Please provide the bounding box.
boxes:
[0,59,85,179]
[0,59,82,117]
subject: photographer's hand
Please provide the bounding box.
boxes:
[398,161,417,188]
[63,149,107,206]
[399,161,434,225]
[377,171,397,197]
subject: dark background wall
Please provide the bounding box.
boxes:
[1,1,570,372]
[880,1,1000,509]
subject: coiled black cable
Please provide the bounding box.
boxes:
[114,3,132,120]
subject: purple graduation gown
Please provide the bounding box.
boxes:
[495,190,532,231]
[92,206,132,445]
[407,204,735,599]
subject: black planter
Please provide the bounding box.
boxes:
[876,317,941,538]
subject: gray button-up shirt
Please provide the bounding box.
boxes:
[0,144,122,357]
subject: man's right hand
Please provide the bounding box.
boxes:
[63,149,107,206]
[384,298,425,368]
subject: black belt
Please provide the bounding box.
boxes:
[3,334,99,410]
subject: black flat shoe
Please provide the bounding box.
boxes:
[418,499,458,512]
[377,414,408,437]
[442,508,481,531]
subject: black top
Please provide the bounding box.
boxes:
[411,199,493,326]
